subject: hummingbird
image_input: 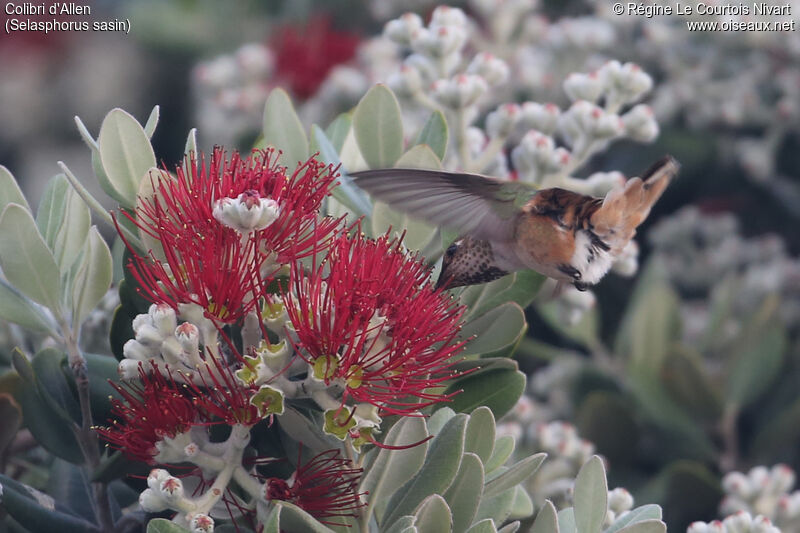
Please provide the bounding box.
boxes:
[350,156,679,290]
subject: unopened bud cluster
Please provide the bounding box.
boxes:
[689,513,781,533]
[719,466,800,533]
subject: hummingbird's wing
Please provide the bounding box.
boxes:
[350,169,536,242]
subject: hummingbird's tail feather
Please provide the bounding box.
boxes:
[590,156,679,253]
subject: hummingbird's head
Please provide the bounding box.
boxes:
[436,238,509,289]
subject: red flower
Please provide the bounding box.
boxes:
[98,363,203,463]
[264,449,365,525]
[125,148,340,323]
[285,231,467,416]
[272,16,361,99]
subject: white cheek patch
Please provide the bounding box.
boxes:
[571,231,614,285]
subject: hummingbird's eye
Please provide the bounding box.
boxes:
[445,244,457,258]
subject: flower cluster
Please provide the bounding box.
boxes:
[720,466,800,533]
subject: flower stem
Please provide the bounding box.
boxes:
[58,316,114,533]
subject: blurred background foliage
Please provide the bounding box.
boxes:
[1,0,799,531]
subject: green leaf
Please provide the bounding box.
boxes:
[0,474,96,533]
[484,453,546,498]
[573,456,608,533]
[383,414,468,525]
[531,501,559,533]
[395,144,443,170]
[484,435,515,474]
[361,417,429,523]
[444,367,526,420]
[660,345,722,421]
[98,108,157,208]
[276,502,336,533]
[146,518,192,533]
[325,113,352,152]
[536,302,599,348]
[465,407,495,464]
[261,504,281,533]
[262,88,309,169]
[0,165,30,212]
[385,516,417,533]
[143,105,160,138]
[461,271,546,320]
[614,520,666,533]
[726,301,786,407]
[415,111,448,161]
[414,494,453,532]
[604,505,662,533]
[654,461,722,531]
[0,279,56,335]
[311,125,372,218]
[508,486,533,520]
[371,201,438,254]
[36,175,69,250]
[499,522,521,533]
[0,204,61,312]
[475,487,516,526]
[32,348,80,424]
[466,519,499,533]
[558,508,577,533]
[443,452,484,533]
[184,128,198,158]
[460,303,527,359]
[71,227,112,329]
[353,84,404,169]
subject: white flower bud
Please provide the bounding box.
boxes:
[139,488,168,512]
[384,13,424,45]
[752,515,780,533]
[411,25,467,58]
[151,304,177,337]
[190,513,214,533]
[404,53,438,82]
[467,52,510,86]
[486,104,521,138]
[175,322,200,354]
[122,340,150,362]
[719,495,749,517]
[147,468,171,490]
[722,512,753,533]
[520,102,561,134]
[236,43,273,78]
[512,130,569,176]
[600,61,653,105]
[431,74,488,109]
[135,323,164,347]
[213,191,280,234]
[387,64,423,96]
[195,57,237,88]
[158,476,184,500]
[431,5,468,28]
[687,522,711,533]
[750,466,771,489]
[608,488,634,513]
[769,464,796,495]
[132,312,152,333]
[563,72,603,103]
[622,105,659,143]
[723,471,752,498]
[777,492,800,520]
[118,359,143,380]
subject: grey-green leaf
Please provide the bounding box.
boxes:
[465,406,496,464]
[614,520,666,533]
[354,84,404,169]
[573,456,608,533]
[325,113,352,152]
[443,452,484,533]
[414,494,453,533]
[499,522,521,533]
[383,414,468,525]
[263,88,309,169]
[0,204,61,312]
[52,179,91,272]
[604,505,662,533]
[312,125,372,217]
[484,453,546,498]
[460,302,527,359]
[415,111,448,161]
[558,508,577,533]
[0,165,30,213]
[98,108,157,208]
[508,486,534,520]
[385,516,417,533]
[467,519,499,533]
[146,518,192,532]
[143,105,160,138]
[532,501,560,533]
[277,502,336,533]
[361,416,429,522]
[71,227,112,328]
[484,435,515,474]
[0,280,56,334]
